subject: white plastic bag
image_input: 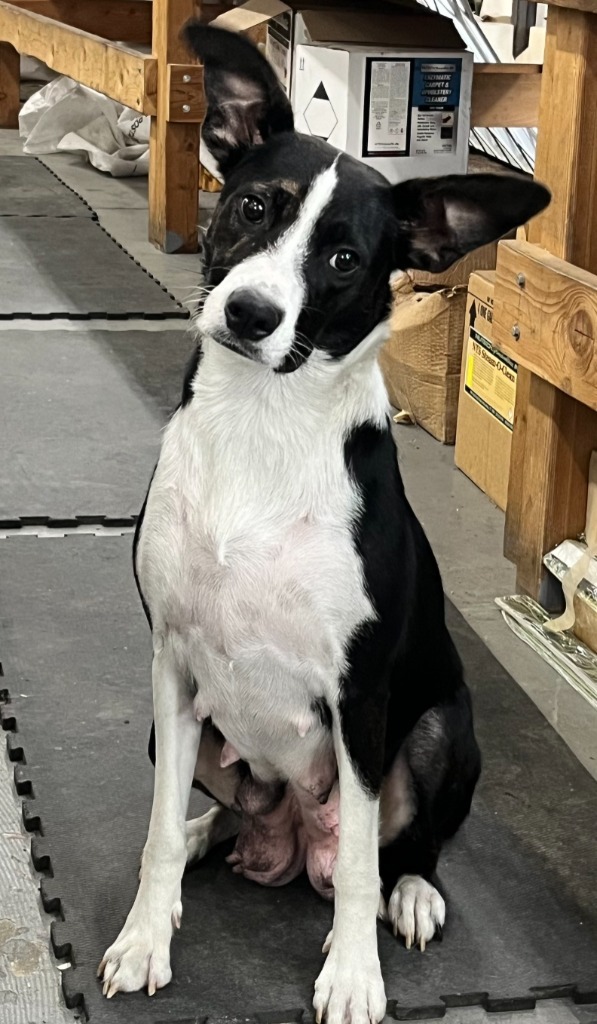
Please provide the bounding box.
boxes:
[19,77,150,177]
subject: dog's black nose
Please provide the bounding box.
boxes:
[224,289,283,341]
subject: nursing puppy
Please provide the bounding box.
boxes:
[99,25,550,1024]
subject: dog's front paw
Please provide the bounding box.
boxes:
[388,874,445,951]
[98,902,181,997]
[314,943,386,1024]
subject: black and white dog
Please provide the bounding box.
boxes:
[99,25,549,1024]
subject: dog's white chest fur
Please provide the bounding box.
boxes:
[137,339,387,781]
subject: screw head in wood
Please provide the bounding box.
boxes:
[516,273,526,287]
[511,325,521,340]
[182,103,191,113]
[183,74,192,83]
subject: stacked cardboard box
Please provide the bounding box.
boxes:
[213,1,473,183]
[455,270,517,510]
[378,243,499,444]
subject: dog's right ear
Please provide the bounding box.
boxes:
[183,23,294,176]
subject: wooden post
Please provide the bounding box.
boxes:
[0,41,19,128]
[148,0,201,254]
[504,2,597,601]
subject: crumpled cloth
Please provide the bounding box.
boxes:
[19,76,150,177]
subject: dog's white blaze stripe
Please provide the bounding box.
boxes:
[273,159,339,266]
[254,160,338,365]
[197,160,339,368]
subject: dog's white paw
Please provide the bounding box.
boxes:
[388,874,445,951]
[314,943,386,1024]
[186,815,215,865]
[186,806,240,866]
[98,903,181,997]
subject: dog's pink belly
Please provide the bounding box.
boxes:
[228,785,307,886]
[228,776,339,897]
[193,724,339,895]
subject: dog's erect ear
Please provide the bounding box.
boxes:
[183,22,294,175]
[393,174,550,273]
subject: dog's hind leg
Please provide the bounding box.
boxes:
[186,805,240,865]
[99,635,202,997]
[380,691,481,951]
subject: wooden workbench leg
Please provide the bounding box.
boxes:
[504,4,597,599]
[149,0,200,253]
[506,374,597,603]
[0,43,20,128]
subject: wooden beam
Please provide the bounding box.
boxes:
[471,63,541,128]
[5,1,153,43]
[494,240,597,410]
[0,0,157,114]
[529,0,597,14]
[0,40,19,127]
[502,4,597,599]
[529,9,597,268]
[148,0,201,254]
[506,375,597,597]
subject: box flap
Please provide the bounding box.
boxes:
[213,0,290,33]
[300,6,463,49]
[215,1,464,50]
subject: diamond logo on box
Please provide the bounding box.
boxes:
[303,82,338,141]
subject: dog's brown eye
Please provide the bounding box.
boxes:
[241,195,266,224]
[329,249,360,274]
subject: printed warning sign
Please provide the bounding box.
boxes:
[364,59,411,156]
[465,328,518,431]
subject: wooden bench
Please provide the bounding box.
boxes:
[492,0,597,606]
[0,0,233,252]
[0,0,543,254]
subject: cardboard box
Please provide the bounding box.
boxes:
[454,270,517,510]
[379,274,467,444]
[292,43,472,182]
[215,2,473,183]
[411,239,499,289]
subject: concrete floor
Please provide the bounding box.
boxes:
[0,127,596,1024]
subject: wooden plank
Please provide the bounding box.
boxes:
[200,165,222,192]
[0,0,157,113]
[529,0,597,14]
[472,62,541,73]
[471,65,541,127]
[148,0,201,253]
[528,6,597,269]
[0,40,19,127]
[502,5,597,597]
[494,240,597,409]
[5,0,153,43]
[509,379,597,598]
[503,359,530,565]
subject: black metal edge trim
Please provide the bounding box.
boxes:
[26,172,196,314]
[0,310,188,321]
[0,687,87,1020]
[33,156,98,219]
[0,515,139,529]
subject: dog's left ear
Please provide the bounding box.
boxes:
[183,22,294,176]
[393,173,550,273]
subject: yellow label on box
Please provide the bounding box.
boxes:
[464,327,517,431]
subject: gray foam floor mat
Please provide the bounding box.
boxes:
[1,536,596,1022]
[0,217,187,318]
[0,156,95,218]
[0,328,195,519]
